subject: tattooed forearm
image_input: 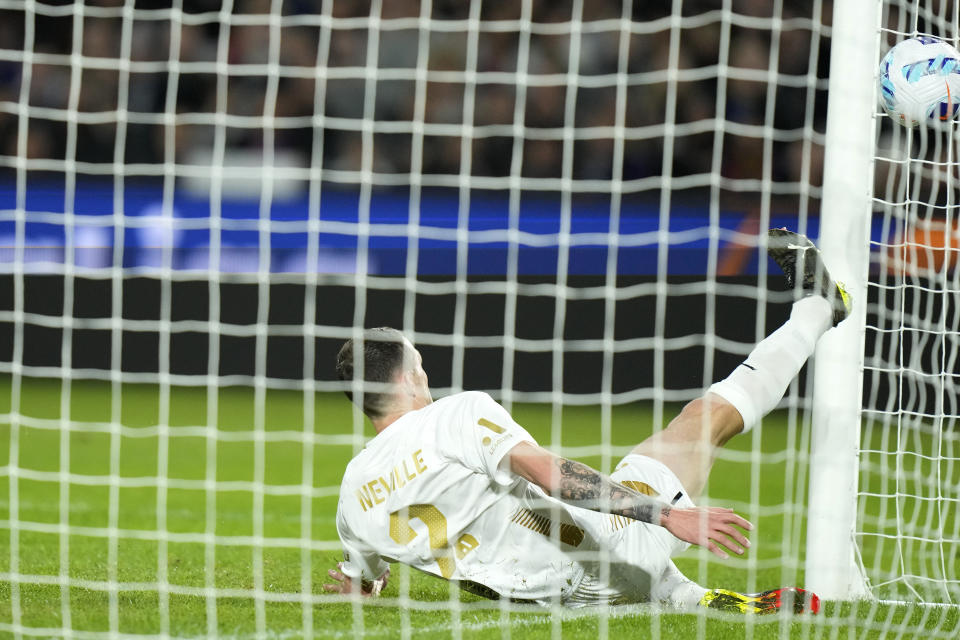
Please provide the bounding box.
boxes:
[556,458,602,500]
[554,458,670,525]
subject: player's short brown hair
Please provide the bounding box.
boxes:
[335,327,408,419]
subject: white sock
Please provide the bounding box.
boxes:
[653,560,707,610]
[708,296,832,432]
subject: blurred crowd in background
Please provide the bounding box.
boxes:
[0,0,830,201]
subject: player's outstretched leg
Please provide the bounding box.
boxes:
[631,229,849,498]
[699,587,821,615]
[636,229,839,615]
[708,228,850,434]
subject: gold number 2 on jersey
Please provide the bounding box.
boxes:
[389,504,456,578]
[389,504,480,579]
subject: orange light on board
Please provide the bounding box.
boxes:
[887,220,960,276]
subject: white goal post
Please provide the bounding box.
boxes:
[805,0,876,601]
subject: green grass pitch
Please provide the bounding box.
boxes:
[0,376,956,638]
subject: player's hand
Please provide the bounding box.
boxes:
[323,562,389,597]
[660,506,753,559]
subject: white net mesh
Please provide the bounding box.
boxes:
[861,0,960,606]
[0,0,956,638]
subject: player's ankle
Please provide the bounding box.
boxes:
[790,295,832,332]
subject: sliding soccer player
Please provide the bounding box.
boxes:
[325,229,847,613]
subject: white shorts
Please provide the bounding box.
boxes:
[610,453,696,514]
[564,454,695,607]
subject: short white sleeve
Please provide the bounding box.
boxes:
[336,505,389,581]
[439,392,538,486]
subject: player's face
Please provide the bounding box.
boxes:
[403,339,433,406]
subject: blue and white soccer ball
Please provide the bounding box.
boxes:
[878,36,960,127]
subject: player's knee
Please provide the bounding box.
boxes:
[676,398,709,423]
[663,399,710,437]
[671,396,742,444]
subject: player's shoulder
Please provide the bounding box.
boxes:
[340,453,366,489]
[413,392,502,437]
[434,390,499,412]
[340,432,386,485]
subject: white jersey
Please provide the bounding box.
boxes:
[336,391,608,601]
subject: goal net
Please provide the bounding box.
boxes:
[0,0,955,638]
[858,1,960,605]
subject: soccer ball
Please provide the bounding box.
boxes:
[878,36,960,127]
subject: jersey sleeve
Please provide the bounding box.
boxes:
[440,391,538,487]
[336,503,389,582]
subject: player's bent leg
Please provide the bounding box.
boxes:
[651,559,708,609]
[605,456,821,614]
[651,560,821,615]
[629,393,742,499]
